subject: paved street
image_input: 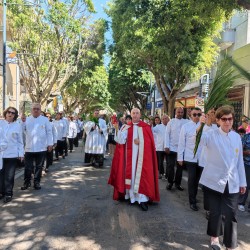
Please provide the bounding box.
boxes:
[0,145,250,250]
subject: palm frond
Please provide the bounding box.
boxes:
[227,56,250,81]
[194,58,239,156]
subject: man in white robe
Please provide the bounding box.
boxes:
[84,109,107,167]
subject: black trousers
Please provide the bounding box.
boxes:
[85,153,104,167]
[63,138,68,155]
[55,140,64,158]
[24,152,46,184]
[167,151,183,186]
[0,158,18,197]
[185,161,203,204]
[156,151,168,176]
[205,185,239,249]
[73,136,79,147]
[68,138,74,151]
[46,149,53,169]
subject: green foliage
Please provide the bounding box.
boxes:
[108,0,230,114]
[108,54,151,113]
[7,0,105,111]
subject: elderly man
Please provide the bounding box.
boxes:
[153,115,170,179]
[165,107,188,191]
[84,109,107,167]
[109,108,160,211]
[21,103,53,190]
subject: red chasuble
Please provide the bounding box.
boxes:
[108,121,160,202]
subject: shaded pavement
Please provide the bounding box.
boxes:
[0,144,250,250]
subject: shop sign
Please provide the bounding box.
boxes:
[195,97,204,111]
[156,101,163,108]
[175,99,186,108]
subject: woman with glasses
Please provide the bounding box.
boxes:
[0,107,24,203]
[199,105,246,250]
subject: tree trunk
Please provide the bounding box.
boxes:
[168,97,176,118]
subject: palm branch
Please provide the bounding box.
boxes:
[227,56,250,81]
[194,59,240,156]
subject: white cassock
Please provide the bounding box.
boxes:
[117,123,149,204]
[84,118,107,154]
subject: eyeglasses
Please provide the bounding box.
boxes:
[220,117,233,122]
[192,113,202,117]
[7,111,16,115]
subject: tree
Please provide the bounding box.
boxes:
[108,54,151,114]
[7,0,103,109]
[62,64,110,114]
[108,0,229,115]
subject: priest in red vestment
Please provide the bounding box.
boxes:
[108,108,160,211]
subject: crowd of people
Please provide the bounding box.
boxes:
[0,103,250,250]
[108,106,250,250]
[0,103,84,203]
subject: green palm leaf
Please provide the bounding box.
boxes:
[194,58,240,156]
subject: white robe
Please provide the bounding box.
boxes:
[117,123,149,204]
[84,118,107,154]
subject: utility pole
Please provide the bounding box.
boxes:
[2,0,7,111]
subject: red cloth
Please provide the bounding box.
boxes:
[108,121,160,202]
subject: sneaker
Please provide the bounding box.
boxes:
[238,205,245,212]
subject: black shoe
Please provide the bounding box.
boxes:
[65,153,68,156]
[34,183,41,190]
[45,168,49,173]
[70,150,72,153]
[140,202,148,211]
[3,196,12,203]
[0,194,4,200]
[175,185,184,191]
[166,184,172,190]
[21,182,31,190]
[190,204,198,211]
[54,158,59,161]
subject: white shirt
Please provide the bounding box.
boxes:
[165,118,189,152]
[24,115,53,152]
[198,124,218,167]
[0,127,8,169]
[67,121,77,138]
[0,120,24,158]
[53,119,67,141]
[153,124,167,151]
[74,119,81,133]
[199,127,246,193]
[49,121,58,145]
[62,117,69,136]
[177,121,201,163]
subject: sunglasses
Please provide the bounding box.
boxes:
[7,111,16,115]
[192,113,201,117]
[220,117,233,122]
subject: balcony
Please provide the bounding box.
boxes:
[216,29,235,50]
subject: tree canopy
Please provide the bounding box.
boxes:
[7,0,109,113]
[107,0,233,115]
